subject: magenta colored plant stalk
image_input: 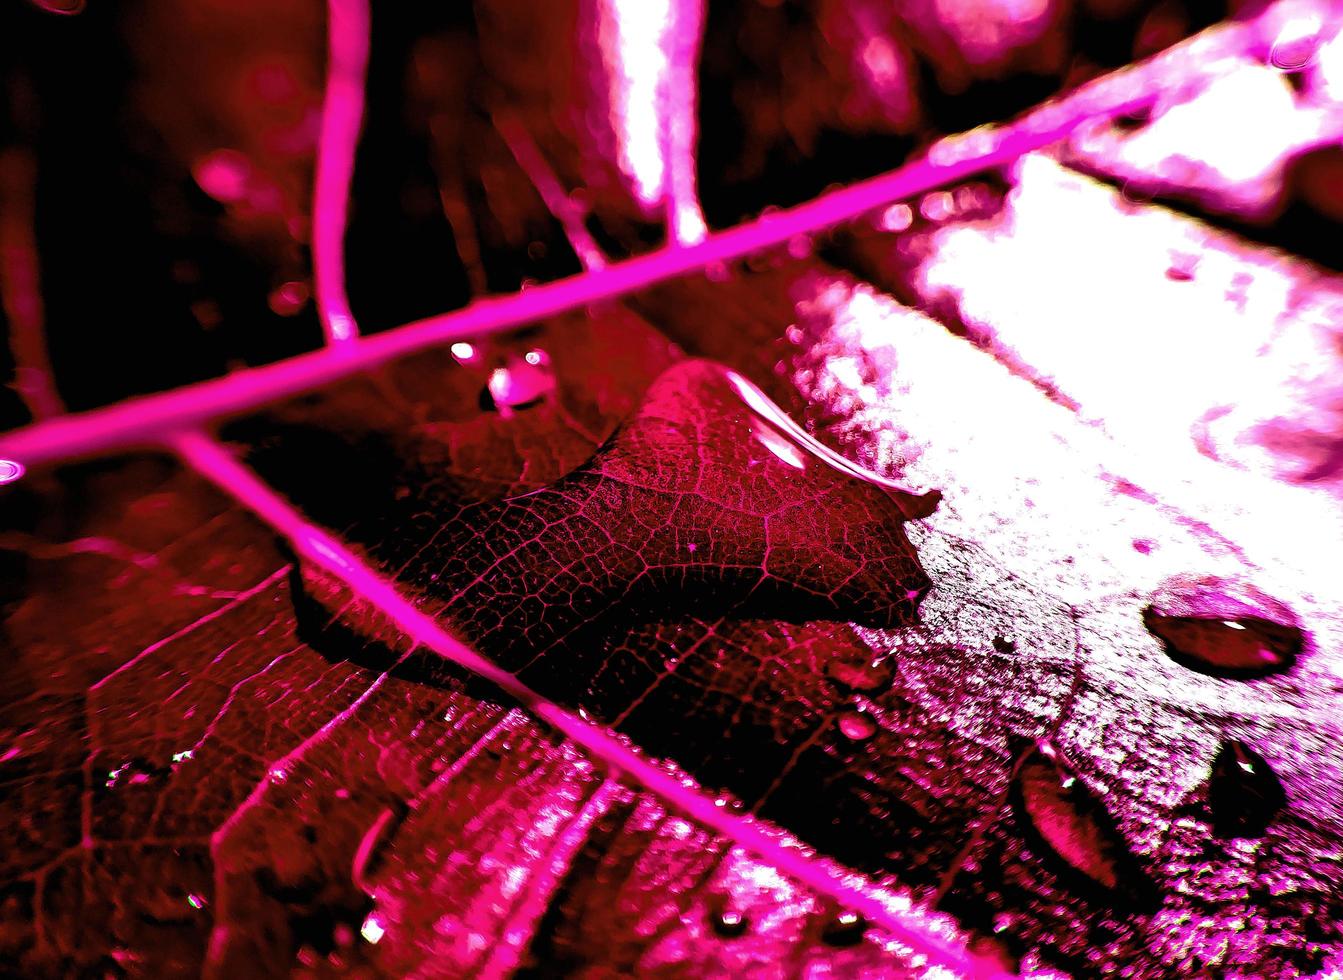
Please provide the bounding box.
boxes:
[495,115,609,271]
[312,0,369,346]
[0,62,1173,473]
[0,147,64,421]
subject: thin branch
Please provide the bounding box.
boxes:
[0,69,1159,471]
[312,0,370,346]
[169,429,1002,978]
[0,146,64,420]
[494,113,609,271]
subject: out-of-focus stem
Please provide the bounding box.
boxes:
[0,146,64,420]
[312,0,370,346]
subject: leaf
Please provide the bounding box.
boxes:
[1,459,943,976]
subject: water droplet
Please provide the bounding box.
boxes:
[838,709,877,742]
[1013,741,1146,896]
[991,635,1016,655]
[821,911,867,946]
[30,0,85,14]
[825,656,893,693]
[920,191,955,222]
[711,907,749,938]
[1207,740,1285,839]
[878,203,913,232]
[485,349,555,414]
[268,281,309,316]
[0,459,24,485]
[752,423,807,470]
[450,341,477,363]
[193,149,252,204]
[360,913,385,944]
[1270,17,1323,70]
[1143,581,1303,679]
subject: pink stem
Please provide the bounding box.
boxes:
[169,429,1003,978]
[0,147,64,419]
[662,0,707,246]
[312,0,370,346]
[0,73,1159,473]
[495,114,609,271]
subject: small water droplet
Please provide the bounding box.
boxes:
[1013,741,1147,896]
[485,349,555,414]
[991,635,1016,655]
[0,459,24,485]
[1143,581,1303,679]
[838,709,877,742]
[193,149,252,204]
[360,913,385,944]
[821,911,867,946]
[825,656,893,693]
[450,341,477,363]
[752,424,806,470]
[30,0,86,15]
[878,203,913,232]
[711,907,749,938]
[268,281,309,316]
[1207,740,1285,839]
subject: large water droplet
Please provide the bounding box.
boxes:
[837,708,877,742]
[1143,580,1303,679]
[1207,740,1285,839]
[1013,741,1146,897]
[484,349,556,414]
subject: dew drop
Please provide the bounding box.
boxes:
[267,280,309,317]
[821,911,867,946]
[837,709,877,742]
[711,907,750,938]
[752,423,806,470]
[1143,581,1303,679]
[360,913,385,944]
[1207,740,1285,839]
[1013,741,1146,896]
[193,149,252,204]
[825,656,893,693]
[0,459,25,486]
[29,0,86,14]
[485,349,556,414]
[1269,17,1323,71]
[878,202,913,232]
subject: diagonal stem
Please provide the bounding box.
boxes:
[168,428,1004,978]
[0,70,1154,473]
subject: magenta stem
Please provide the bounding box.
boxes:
[312,0,369,346]
[0,76,1159,472]
[169,429,1003,978]
[0,147,65,419]
[495,114,609,271]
